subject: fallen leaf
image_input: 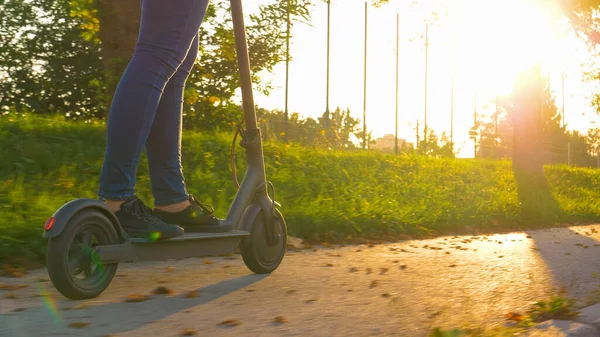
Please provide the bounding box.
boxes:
[10,271,25,278]
[273,316,288,323]
[125,294,150,303]
[180,328,198,336]
[4,292,16,299]
[68,322,90,328]
[184,290,199,298]
[505,312,524,322]
[166,267,175,272]
[0,284,28,291]
[203,258,214,264]
[152,286,174,295]
[218,319,241,327]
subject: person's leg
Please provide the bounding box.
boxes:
[98,0,209,205]
[97,0,211,238]
[146,33,231,233]
[145,33,198,209]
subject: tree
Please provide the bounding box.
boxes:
[256,107,367,149]
[1,0,313,125]
[96,0,312,122]
[415,128,454,157]
[0,0,104,117]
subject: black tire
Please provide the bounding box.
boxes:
[241,209,287,274]
[46,209,119,300]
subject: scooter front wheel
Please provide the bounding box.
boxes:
[241,209,287,274]
[46,209,119,300]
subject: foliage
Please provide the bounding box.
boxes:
[257,107,369,149]
[0,0,313,125]
[470,74,599,167]
[4,116,600,266]
[183,0,312,130]
[416,128,455,158]
[0,0,105,117]
[429,290,578,337]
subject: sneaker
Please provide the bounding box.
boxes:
[154,195,232,233]
[114,195,184,240]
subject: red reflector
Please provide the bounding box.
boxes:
[44,217,55,230]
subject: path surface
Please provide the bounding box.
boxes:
[3,225,600,337]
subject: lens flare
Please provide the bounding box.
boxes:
[148,231,161,242]
[35,282,63,326]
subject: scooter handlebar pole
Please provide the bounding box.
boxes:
[230,0,258,132]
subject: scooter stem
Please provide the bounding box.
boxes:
[230,0,258,132]
[226,0,275,243]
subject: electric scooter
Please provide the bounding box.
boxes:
[42,0,287,300]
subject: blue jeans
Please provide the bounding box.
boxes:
[98,0,210,206]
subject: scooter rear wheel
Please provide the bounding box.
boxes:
[46,209,119,300]
[241,209,287,274]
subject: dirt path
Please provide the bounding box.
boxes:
[3,225,600,337]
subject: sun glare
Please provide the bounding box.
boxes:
[451,0,562,97]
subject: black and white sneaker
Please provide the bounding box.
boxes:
[114,196,184,240]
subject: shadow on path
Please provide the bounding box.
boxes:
[515,169,600,304]
[0,273,267,336]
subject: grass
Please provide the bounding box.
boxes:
[3,114,600,267]
[429,289,579,336]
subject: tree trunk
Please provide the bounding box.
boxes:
[512,63,543,174]
[97,0,141,117]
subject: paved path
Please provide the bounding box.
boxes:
[3,225,600,337]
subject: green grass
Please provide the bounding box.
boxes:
[429,289,579,336]
[3,114,600,266]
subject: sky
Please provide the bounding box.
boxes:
[237,0,600,157]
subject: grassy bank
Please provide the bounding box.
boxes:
[2,115,600,267]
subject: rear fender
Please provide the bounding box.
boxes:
[42,198,127,242]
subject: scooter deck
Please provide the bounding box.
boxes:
[95,230,250,263]
[129,230,250,244]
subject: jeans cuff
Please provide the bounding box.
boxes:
[98,191,135,202]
